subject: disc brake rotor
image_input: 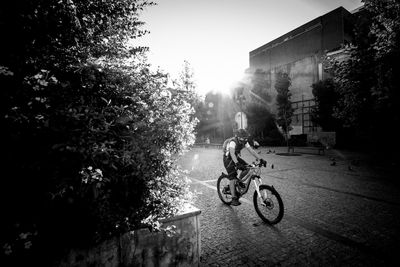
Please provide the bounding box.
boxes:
[262,198,274,210]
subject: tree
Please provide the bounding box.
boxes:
[245,102,275,139]
[275,72,294,150]
[241,69,274,140]
[327,0,400,155]
[0,0,153,72]
[0,1,197,265]
[175,60,202,120]
[363,0,400,133]
[311,79,341,131]
[177,60,196,92]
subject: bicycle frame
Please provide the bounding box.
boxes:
[218,160,284,224]
[236,164,264,199]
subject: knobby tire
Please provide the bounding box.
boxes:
[253,184,284,224]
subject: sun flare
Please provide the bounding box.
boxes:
[191,58,247,96]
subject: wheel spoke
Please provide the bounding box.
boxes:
[253,185,284,224]
[217,175,233,205]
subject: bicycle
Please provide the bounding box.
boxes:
[217,160,284,225]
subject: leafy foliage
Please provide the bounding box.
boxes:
[0,0,196,265]
[244,102,282,145]
[175,60,202,120]
[326,0,400,153]
[274,72,294,137]
[311,79,341,131]
[176,60,196,92]
[238,69,276,140]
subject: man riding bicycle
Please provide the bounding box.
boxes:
[222,129,266,206]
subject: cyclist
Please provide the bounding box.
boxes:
[222,129,266,206]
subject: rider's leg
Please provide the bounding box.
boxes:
[229,179,236,197]
[237,157,249,179]
[229,179,241,206]
[223,155,241,205]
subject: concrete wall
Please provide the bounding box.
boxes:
[274,55,319,102]
[248,6,353,101]
[247,55,318,114]
[249,7,352,72]
[247,7,355,135]
[249,23,323,71]
[57,205,201,267]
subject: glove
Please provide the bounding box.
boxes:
[236,162,246,171]
[253,140,260,149]
[259,158,267,167]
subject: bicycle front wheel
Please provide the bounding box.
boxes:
[253,185,284,224]
[217,174,232,205]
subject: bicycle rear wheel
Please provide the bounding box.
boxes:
[217,174,232,205]
[253,185,284,224]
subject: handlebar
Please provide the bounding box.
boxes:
[248,159,267,168]
[236,159,268,171]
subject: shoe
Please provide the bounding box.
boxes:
[231,197,241,206]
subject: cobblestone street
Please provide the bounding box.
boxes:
[178,147,400,266]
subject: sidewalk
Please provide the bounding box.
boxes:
[178,146,400,266]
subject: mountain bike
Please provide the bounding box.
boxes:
[217,160,284,225]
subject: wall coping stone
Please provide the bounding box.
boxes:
[161,203,201,224]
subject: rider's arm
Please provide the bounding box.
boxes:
[245,142,261,160]
[228,142,239,164]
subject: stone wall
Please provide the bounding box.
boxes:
[58,205,201,267]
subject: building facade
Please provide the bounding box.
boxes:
[248,6,358,136]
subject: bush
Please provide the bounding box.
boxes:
[1,61,197,266]
[0,0,197,265]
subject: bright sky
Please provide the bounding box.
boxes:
[135,0,363,95]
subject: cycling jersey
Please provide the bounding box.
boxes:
[222,137,251,157]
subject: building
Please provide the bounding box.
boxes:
[248,6,361,137]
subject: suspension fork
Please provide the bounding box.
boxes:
[253,176,263,199]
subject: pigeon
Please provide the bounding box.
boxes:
[271,164,274,169]
[330,161,336,166]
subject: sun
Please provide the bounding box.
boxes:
[193,60,247,96]
[140,42,248,97]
